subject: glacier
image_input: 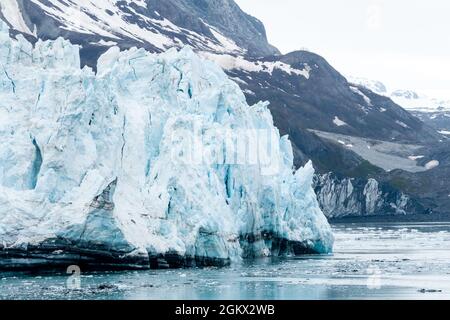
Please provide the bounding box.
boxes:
[0,20,333,270]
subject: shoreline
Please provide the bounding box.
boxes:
[329,212,450,224]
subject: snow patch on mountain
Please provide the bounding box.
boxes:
[349,77,450,113]
[199,19,243,54]
[0,0,34,35]
[350,86,372,106]
[200,52,311,79]
[3,0,247,55]
[92,40,118,47]
[347,77,388,95]
[333,117,347,127]
[425,160,440,170]
[28,0,172,47]
[391,94,450,113]
[396,120,410,129]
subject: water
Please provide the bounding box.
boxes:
[1,222,450,300]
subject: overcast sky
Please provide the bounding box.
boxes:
[234,0,450,99]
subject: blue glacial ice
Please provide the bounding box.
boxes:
[0,20,333,269]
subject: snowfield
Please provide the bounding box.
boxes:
[0,0,247,55]
[199,52,311,79]
[349,77,450,113]
[333,116,347,127]
[0,21,333,270]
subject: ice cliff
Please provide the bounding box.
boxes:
[0,20,333,270]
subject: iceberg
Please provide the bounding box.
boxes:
[0,20,333,270]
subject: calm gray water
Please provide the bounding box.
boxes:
[1,222,450,300]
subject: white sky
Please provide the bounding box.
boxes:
[235,0,450,99]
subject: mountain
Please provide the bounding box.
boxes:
[0,0,277,66]
[345,78,450,217]
[1,0,447,219]
[208,51,439,143]
[389,90,450,140]
[349,77,450,136]
[350,77,450,113]
[1,0,439,144]
[0,21,333,270]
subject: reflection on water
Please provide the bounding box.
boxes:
[1,222,450,300]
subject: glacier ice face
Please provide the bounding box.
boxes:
[0,20,333,270]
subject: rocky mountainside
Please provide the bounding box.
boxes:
[314,173,426,218]
[208,51,439,145]
[1,0,448,219]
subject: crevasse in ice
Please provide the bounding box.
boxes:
[0,20,333,269]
